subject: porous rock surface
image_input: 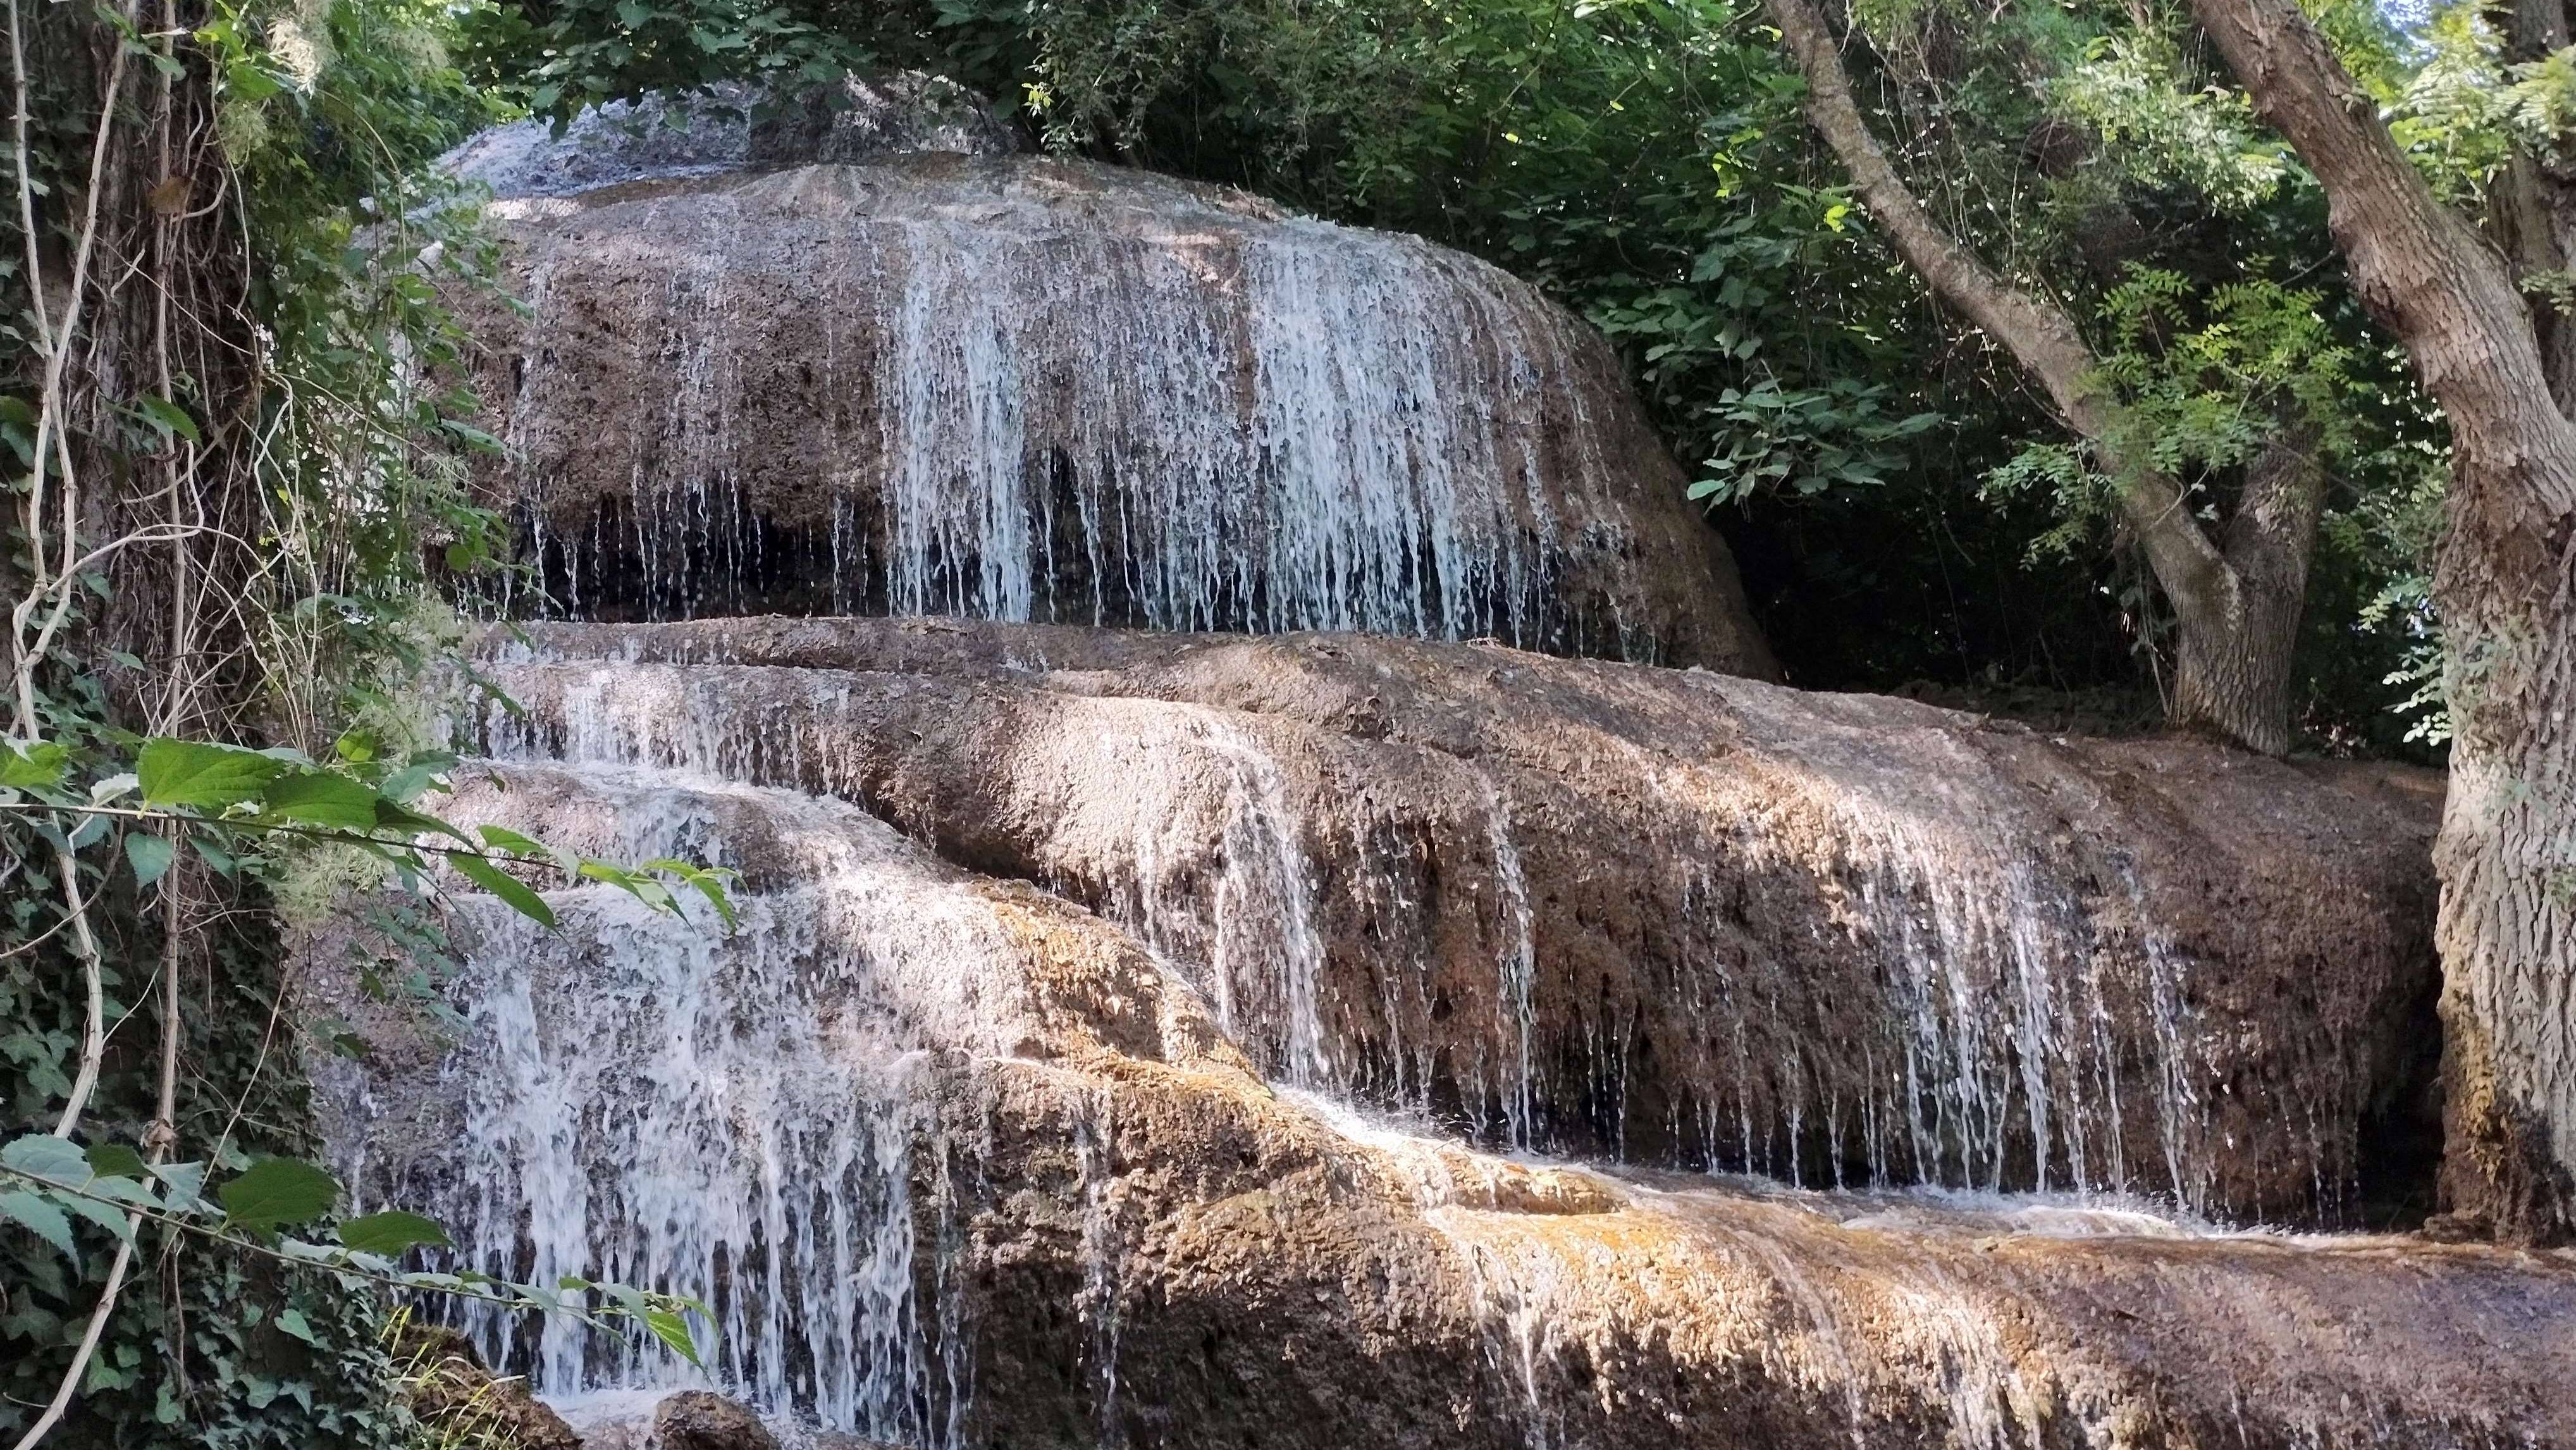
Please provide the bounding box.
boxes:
[308,633,2575,1447]
[472,616,2439,1222]
[447,155,1772,672]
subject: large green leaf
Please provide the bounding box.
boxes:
[0,1188,75,1258]
[3,1132,91,1184]
[0,738,67,789]
[273,1307,319,1344]
[137,738,283,810]
[336,1208,451,1257]
[125,831,175,889]
[448,852,557,927]
[261,770,381,829]
[644,1308,703,1367]
[52,1188,135,1244]
[149,1160,206,1211]
[85,1142,149,1180]
[135,395,200,443]
[216,1156,340,1229]
[376,795,474,845]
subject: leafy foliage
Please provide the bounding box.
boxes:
[0,0,737,1443]
[0,1130,709,1362]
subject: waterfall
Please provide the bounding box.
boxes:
[1483,776,1539,1153]
[361,766,1043,1441]
[459,634,2384,1219]
[468,156,1768,672]
[287,115,2489,1450]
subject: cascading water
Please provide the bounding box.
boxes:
[313,619,2505,1447]
[459,154,1773,674]
[297,102,2513,1450]
[459,628,2386,1222]
[1483,778,1540,1153]
[440,893,932,1434]
[338,765,1047,1442]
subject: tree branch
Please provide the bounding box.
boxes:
[2188,0,2576,537]
[1766,0,2236,625]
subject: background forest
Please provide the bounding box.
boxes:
[0,0,2522,1444]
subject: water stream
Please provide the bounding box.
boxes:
[473,158,1737,665]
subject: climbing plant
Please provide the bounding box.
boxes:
[0,0,730,1444]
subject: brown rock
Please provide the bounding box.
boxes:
[474,617,2438,1220]
[301,621,2576,1450]
[650,1391,777,1450]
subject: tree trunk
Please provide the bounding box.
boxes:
[2489,4,2576,415]
[2193,0,2576,1239]
[2170,430,2323,755]
[1768,0,2311,755]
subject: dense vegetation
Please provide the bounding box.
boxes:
[1,3,716,1443]
[10,0,2576,1441]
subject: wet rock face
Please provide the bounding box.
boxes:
[308,635,2574,1449]
[652,1391,780,1450]
[450,155,1773,674]
[470,617,2437,1224]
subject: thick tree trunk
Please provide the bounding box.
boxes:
[1768,0,2310,755]
[2193,0,2576,1239]
[2171,430,2322,755]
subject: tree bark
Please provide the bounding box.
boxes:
[2171,427,2324,755]
[1768,0,2310,754]
[2191,0,2576,1239]
[2486,3,2576,414]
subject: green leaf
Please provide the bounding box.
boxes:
[137,738,283,809]
[0,1188,75,1258]
[475,824,545,855]
[3,1132,91,1184]
[376,796,474,845]
[448,852,556,927]
[225,59,283,102]
[126,831,175,889]
[273,1307,318,1344]
[336,1209,450,1257]
[378,762,445,804]
[216,1156,340,1229]
[261,771,380,830]
[86,1142,149,1180]
[644,1307,703,1366]
[191,835,238,877]
[0,738,67,788]
[54,1189,134,1244]
[82,1175,158,1210]
[135,395,200,443]
[643,858,737,928]
[149,1160,206,1211]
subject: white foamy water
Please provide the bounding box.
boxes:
[365,768,1016,1445]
